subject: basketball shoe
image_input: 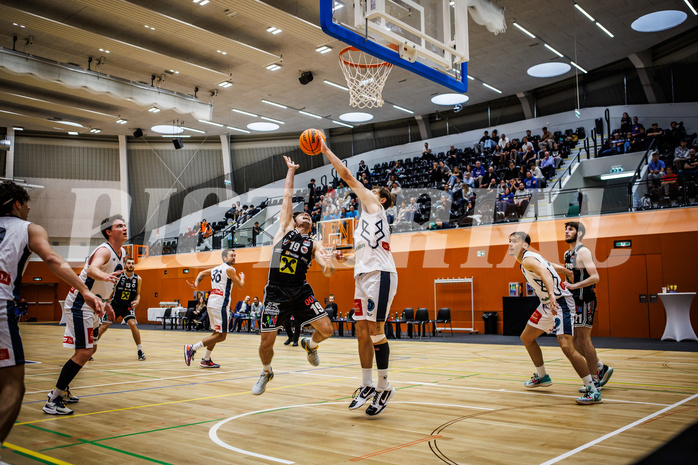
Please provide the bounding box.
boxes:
[349,384,376,410]
[524,373,553,388]
[47,387,79,404]
[43,397,74,415]
[252,370,274,395]
[597,364,614,387]
[200,359,220,368]
[365,385,395,416]
[578,380,603,393]
[184,344,196,366]
[300,338,320,366]
[138,350,146,361]
[576,386,603,405]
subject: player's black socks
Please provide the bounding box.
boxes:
[56,359,83,391]
[374,341,390,370]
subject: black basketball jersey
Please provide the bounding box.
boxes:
[267,229,314,287]
[111,272,139,307]
[564,244,596,302]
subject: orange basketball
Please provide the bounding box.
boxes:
[299,128,325,156]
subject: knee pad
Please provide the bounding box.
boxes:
[370,334,386,344]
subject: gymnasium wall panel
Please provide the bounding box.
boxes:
[14,139,119,180]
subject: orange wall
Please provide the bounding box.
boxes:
[22,209,698,338]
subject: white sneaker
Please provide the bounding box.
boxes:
[300,338,320,366]
[43,398,74,415]
[47,387,79,403]
[348,384,376,410]
[252,370,274,395]
[365,385,395,416]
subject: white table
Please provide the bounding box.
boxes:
[147,307,186,322]
[658,292,697,342]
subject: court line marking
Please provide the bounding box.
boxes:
[2,442,74,465]
[209,401,493,464]
[539,392,698,465]
[349,435,443,462]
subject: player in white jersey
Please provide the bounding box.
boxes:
[44,215,124,415]
[0,181,103,442]
[184,248,244,368]
[509,231,601,405]
[320,139,398,416]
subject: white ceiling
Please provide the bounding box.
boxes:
[0,0,695,137]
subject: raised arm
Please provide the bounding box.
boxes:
[276,155,300,239]
[189,268,212,288]
[320,139,381,215]
[332,249,355,268]
[27,224,105,316]
[226,267,245,289]
[313,242,335,278]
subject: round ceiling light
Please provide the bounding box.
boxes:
[247,122,279,131]
[151,125,184,135]
[339,112,374,123]
[631,10,687,33]
[527,62,572,78]
[430,93,469,105]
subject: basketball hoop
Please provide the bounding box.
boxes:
[338,46,394,109]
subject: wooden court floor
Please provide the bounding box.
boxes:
[3,325,698,465]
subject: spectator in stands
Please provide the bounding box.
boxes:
[514,184,532,217]
[529,162,545,187]
[620,112,632,134]
[446,145,459,167]
[252,221,262,247]
[439,161,451,180]
[462,171,475,189]
[231,296,251,332]
[661,166,679,198]
[386,202,398,224]
[541,127,554,146]
[430,162,443,187]
[442,184,454,203]
[307,178,317,209]
[200,219,213,251]
[422,142,434,160]
[647,152,665,185]
[497,187,514,216]
[356,161,369,179]
[674,139,691,169]
[482,166,498,188]
[346,204,359,219]
[396,200,408,224]
[523,170,538,192]
[405,197,418,223]
[666,121,686,148]
[600,133,625,157]
[477,130,491,154]
[224,205,236,222]
[680,149,698,180]
[448,166,462,188]
[505,161,519,181]
[360,172,372,190]
[498,133,510,150]
[472,161,486,187]
[435,194,451,222]
[646,123,663,148]
[540,150,555,180]
[390,180,402,200]
[186,295,207,331]
[521,144,536,167]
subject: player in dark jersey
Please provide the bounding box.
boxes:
[96,258,146,360]
[252,155,335,395]
[561,222,613,391]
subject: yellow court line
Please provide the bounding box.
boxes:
[2,442,74,465]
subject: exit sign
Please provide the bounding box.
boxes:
[610,165,623,173]
[477,251,485,257]
[614,240,632,248]
[33,277,42,281]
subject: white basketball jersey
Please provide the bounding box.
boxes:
[65,243,125,311]
[520,250,571,303]
[353,208,396,277]
[0,216,31,301]
[207,262,233,310]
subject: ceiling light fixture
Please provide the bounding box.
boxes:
[12,127,23,131]
[151,125,184,135]
[148,106,161,113]
[527,62,571,78]
[512,22,536,39]
[199,119,223,127]
[99,48,110,54]
[333,1,343,11]
[544,43,564,58]
[144,25,155,30]
[574,3,595,22]
[267,27,282,35]
[595,22,614,38]
[116,118,128,124]
[482,82,502,93]
[232,109,258,117]
[631,10,687,32]
[339,112,373,123]
[570,61,588,73]
[193,0,210,5]
[89,128,101,133]
[261,99,287,109]
[218,81,233,88]
[316,46,333,54]
[52,121,83,128]
[393,105,414,114]
[332,120,354,128]
[431,93,469,105]
[226,126,250,134]
[162,135,190,138]
[180,126,205,133]
[266,64,282,71]
[685,0,698,16]
[324,79,349,91]
[217,50,227,55]
[247,122,279,131]
[299,110,322,119]
[261,116,284,125]
[467,75,475,81]
[600,171,634,181]
[68,131,79,135]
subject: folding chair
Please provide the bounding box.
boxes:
[434,308,453,337]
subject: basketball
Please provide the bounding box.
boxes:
[299,128,326,156]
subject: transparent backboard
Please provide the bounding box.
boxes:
[320,0,468,92]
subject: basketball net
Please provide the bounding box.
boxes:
[338,46,394,109]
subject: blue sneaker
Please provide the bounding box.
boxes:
[597,364,614,387]
[576,386,603,405]
[524,373,552,388]
[184,344,196,366]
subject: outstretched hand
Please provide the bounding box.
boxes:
[284,155,299,171]
[319,138,328,153]
[333,249,347,263]
[187,279,198,289]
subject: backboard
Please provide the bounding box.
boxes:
[320,0,469,92]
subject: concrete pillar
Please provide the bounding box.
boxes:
[415,115,431,140]
[118,135,130,231]
[4,127,15,178]
[516,91,535,120]
[628,51,665,104]
[220,134,233,197]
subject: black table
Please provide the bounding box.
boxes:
[502,296,540,335]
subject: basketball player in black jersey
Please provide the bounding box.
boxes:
[560,222,613,390]
[252,156,335,395]
[97,258,146,360]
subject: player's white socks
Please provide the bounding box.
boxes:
[582,375,598,392]
[263,364,272,373]
[307,339,319,349]
[204,349,213,360]
[597,360,604,371]
[362,368,372,386]
[193,341,205,351]
[137,344,143,351]
[536,366,546,378]
[377,369,389,390]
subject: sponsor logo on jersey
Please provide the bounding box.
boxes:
[381,242,390,251]
[0,270,10,286]
[214,325,221,331]
[280,257,297,274]
[0,348,9,360]
[303,240,312,248]
[355,243,366,251]
[300,246,309,254]
[366,299,375,317]
[354,299,363,316]
[63,336,75,345]
[264,302,280,315]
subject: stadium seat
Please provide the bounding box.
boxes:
[434,308,453,336]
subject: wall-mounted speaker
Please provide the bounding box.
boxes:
[299,71,314,85]
[133,128,144,138]
[172,137,183,149]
